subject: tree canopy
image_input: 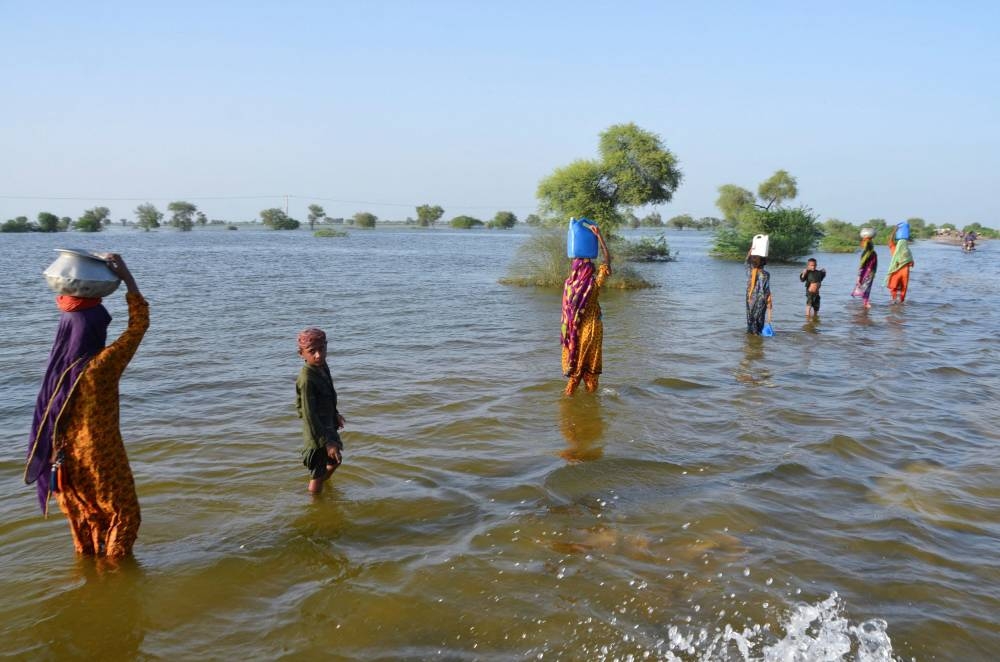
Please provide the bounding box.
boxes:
[757,170,798,210]
[488,211,518,229]
[353,211,377,228]
[416,204,444,227]
[135,203,162,231]
[36,212,60,233]
[168,201,197,231]
[536,123,682,234]
[450,215,484,229]
[308,204,325,229]
[260,208,300,230]
[715,185,755,222]
[75,206,110,232]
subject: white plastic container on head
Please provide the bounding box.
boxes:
[750,234,769,257]
[860,227,876,239]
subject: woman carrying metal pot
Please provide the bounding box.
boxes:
[25,253,149,559]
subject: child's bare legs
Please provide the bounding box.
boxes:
[308,443,341,494]
[583,373,600,393]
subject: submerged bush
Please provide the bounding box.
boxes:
[712,206,821,262]
[615,234,674,262]
[500,229,653,289]
[314,228,348,238]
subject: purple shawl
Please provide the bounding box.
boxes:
[561,259,597,374]
[25,305,111,512]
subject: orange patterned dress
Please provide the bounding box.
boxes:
[562,263,609,390]
[54,293,149,558]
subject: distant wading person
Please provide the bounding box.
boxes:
[745,250,773,335]
[852,236,878,308]
[885,232,914,303]
[24,255,148,559]
[296,327,345,494]
[561,224,612,395]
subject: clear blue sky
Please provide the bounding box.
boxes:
[2,1,998,225]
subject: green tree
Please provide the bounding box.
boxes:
[536,123,682,234]
[416,204,444,227]
[307,204,326,230]
[906,217,937,239]
[715,185,755,222]
[196,211,208,226]
[667,213,695,230]
[353,211,377,228]
[488,210,518,229]
[75,206,109,232]
[524,213,542,227]
[450,215,484,229]
[1,216,33,232]
[818,218,861,252]
[36,212,60,232]
[757,170,798,210]
[696,216,724,229]
[59,216,72,230]
[134,203,163,231]
[640,211,663,227]
[168,201,197,231]
[260,208,300,230]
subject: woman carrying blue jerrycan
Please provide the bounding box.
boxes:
[561,218,612,395]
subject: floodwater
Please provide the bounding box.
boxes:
[1,227,997,660]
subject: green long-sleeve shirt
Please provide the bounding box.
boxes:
[296,363,341,453]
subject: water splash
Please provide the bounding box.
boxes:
[537,592,898,661]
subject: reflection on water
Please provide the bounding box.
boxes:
[0,229,998,660]
[558,394,605,463]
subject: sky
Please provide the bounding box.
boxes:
[2,1,998,226]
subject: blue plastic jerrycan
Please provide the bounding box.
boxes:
[567,217,599,259]
[895,221,910,241]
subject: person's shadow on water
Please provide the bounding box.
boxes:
[558,394,605,463]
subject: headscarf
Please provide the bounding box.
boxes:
[884,237,914,282]
[25,304,112,512]
[859,238,875,267]
[561,258,596,373]
[298,327,327,353]
[56,295,103,312]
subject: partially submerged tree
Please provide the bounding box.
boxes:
[308,204,326,230]
[260,208,300,230]
[507,123,682,289]
[353,211,377,228]
[135,203,163,231]
[488,211,517,229]
[416,204,444,227]
[168,201,197,231]
[536,123,682,235]
[450,215,483,229]
[712,170,820,261]
[36,212,60,232]
[75,206,110,232]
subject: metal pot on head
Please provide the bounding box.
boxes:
[43,249,121,298]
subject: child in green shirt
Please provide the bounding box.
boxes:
[295,327,345,494]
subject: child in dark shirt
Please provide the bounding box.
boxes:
[295,327,345,494]
[799,258,826,320]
